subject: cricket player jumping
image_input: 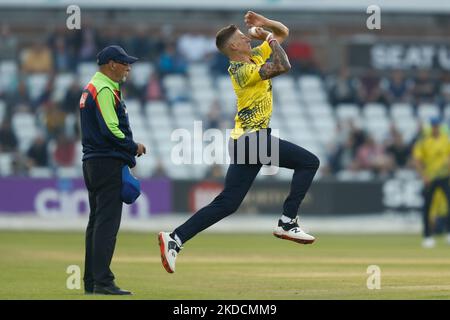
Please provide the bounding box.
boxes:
[159,11,320,273]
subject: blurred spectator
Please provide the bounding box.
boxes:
[21,42,53,74]
[51,133,76,167]
[412,69,438,104]
[145,73,164,101]
[78,24,99,62]
[327,133,356,174]
[158,43,187,75]
[0,23,18,60]
[328,67,360,106]
[210,51,230,76]
[385,128,410,170]
[97,28,123,53]
[359,69,385,104]
[62,80,82,114]
[11,153,28,176]
[121,81,142,104]
[285,38,318,75]
[178,32,216,63]
[326,121,359,174]
[333,120,349,146]
[47,27,75,72]
[52,35,72,72]
[354,135,390,175]
[43,102,66,138]
[409,121,425,151]
[439,72,450,107]
[322,121,353,174]
[26,133,49,168]
[4,79,30,115]
[382,70,413,104]
[347,120,366,153]
[205,100,222,129]
[128,26,152,59]
[0,120,18,152]
[33,74,55,109]
[152,35,167,60]
[63,29,81,65]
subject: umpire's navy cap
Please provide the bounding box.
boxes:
[96,45,138,65]
[121,165,141,204]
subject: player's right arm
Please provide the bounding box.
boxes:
[259,39,291,80]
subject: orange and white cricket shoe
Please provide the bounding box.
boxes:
[158,232,182,273]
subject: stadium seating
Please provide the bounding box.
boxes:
[1,57,431,180]
[0,99,6,124]
[53,73,76,102]
[11,111,38,153]
[0,153,13,176]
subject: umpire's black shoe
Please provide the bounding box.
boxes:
[84,284,94,295]
[93,284,132,295]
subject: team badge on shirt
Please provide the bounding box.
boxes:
[79,92,88,109]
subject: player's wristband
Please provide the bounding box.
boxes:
[266,33,277,45]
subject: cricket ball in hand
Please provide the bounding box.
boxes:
[249,27,259,37]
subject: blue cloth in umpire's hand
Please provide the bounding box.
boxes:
[121,165,141,204]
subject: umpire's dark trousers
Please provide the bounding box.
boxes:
[174,129,320,243]
[423,176,450,237]
[82,158,123,289]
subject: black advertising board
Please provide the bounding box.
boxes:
[348,41,450,71]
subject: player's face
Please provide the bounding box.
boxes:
[112,60,131,83]
[230,29,252,55]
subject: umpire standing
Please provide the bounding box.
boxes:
[79,45,146,295]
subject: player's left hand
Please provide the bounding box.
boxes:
[244,11,268,28]
[136,143,147,157]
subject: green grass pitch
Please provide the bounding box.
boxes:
[1,231,450,299]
